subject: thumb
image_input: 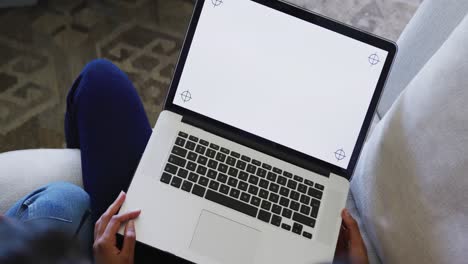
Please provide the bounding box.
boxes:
[341,209,363,245]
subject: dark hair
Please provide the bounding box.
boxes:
[0,218,90,264]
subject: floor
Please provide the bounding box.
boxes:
[0,0,422,153]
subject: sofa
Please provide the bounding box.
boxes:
[1,0,468,263]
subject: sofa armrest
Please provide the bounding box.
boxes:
[0,149,83,214]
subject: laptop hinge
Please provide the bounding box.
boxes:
[182,115,331,178]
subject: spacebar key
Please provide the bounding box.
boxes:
[205,190,258,217]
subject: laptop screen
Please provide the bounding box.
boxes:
[172,0,389,169]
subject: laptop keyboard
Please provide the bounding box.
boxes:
[160,131,325,240]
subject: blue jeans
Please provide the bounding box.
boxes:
[6,59,155,259]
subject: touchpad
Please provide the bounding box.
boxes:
[190,210,261,264]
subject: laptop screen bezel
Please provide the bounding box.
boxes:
[163,0,397,179]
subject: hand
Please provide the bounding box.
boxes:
[93,191,141,264]
[334,209,369,264]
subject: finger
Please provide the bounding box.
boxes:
[341,209,363,244]
[103,210,141,240]
[97,191,126,237]
[121,220,136,261]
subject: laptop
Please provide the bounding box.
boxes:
[119,0,396,263]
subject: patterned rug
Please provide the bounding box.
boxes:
[0,0,421,153]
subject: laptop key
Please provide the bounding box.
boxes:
[259,189,269,199]
[206,190,257,217]
[292,223,303,235]
[207,159,218,169]
[178,131,188,138]
[189,135,198,142]
[206,149,216,159]
[294,175,304,182]
[273,167,282,174]
[207,169,217,179]
[187,151,197,161]
[185,141,196,151]
[164,163,178,174]
[192,184,206,197]
[277,176,287,186]
[315,183,325,190]
[258,210,271,223]
[279,197,289,207]
[311,206,319,218]
[300,204,311,215]
[228,177,238,187]
[279,187,290,197]
[246,164,256,174]
[187,161,197,171]
[308,188,323,199]
[303,232,312,239]
[282,208,292,219]
[168,155,186,167]
[197,156,208,166]
[267,172,277,182]
[196,166,207,176]
[250,197,261,207]
[160,172,172,184]
[175,137,186,147]
[219,184,230,194]
[281,223,291,231]
[271,215,282,227]
[171,176,182,188]
[240,192,251,203]
[198,176,209,187]
[236,160,247,170]
[229,188,240,199]
[220,147,230,154]
[298,183,308,194]
[199,139,209,146]
[269,193,279,203]
[252,159,261,166]
[269,183,279,193]
[290,201,300,211]
[177,168,188,179]
[172,145,187,157]
[209,143,219,150]
[209,180,220,191]
[256,168,267,178]
[259,179,269,189]
[188,172,198,183]
[287,179,297,190]
[300,194,311,205]
[248,185,259,196]
[290,191,300,201]
[195,145,206,155]
[262,163,272,170]
[311,198,321,208]
[304,179,314,187]
[226,157,236,166]
[231,151,240,158]
[215,152,226,162]
[283,171,293,178]
[217,173,228,183]
[181,181,193,192]
[218,163,228,173]
[241,155,251,162]
[261,200,272,211]
[238,181,248,191]
[238,171,249,181]
[248,175,259,185]
[228,167,239,177]
[293,212,316,228]
[272,204,282,215]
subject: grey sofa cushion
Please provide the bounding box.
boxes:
[377,0,468,116]
[351,13,468,263]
